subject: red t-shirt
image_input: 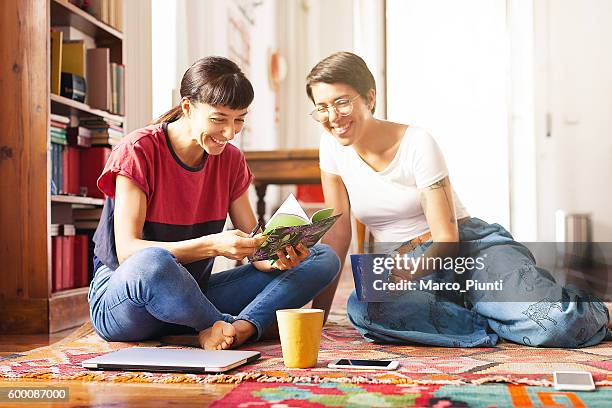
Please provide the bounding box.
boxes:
[92,122,253,290]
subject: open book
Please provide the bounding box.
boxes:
[249,194,341,262]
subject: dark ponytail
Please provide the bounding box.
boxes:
[153,105,182,125]
[152,56,254,125]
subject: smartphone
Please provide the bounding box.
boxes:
[327,359,399,370]
[553,371,595,391]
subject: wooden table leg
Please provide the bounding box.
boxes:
[255,183,268,226]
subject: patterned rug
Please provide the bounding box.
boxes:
[1,279,612,386]
[210,382,612,407]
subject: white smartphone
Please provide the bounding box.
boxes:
[327,359,399,370]
[553,371,595,391]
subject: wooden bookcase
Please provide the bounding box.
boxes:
[0,0,125,333]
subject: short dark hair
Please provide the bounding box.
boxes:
[306,52,376,114]
[153,56,254,124]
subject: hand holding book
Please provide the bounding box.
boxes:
[248,194,341,262]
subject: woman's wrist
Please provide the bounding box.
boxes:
[197,234,219,258]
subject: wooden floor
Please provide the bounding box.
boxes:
[0,329,236,407]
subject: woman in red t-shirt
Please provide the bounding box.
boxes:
[88,56,340,350]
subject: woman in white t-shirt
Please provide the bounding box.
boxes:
[308,52,610,347]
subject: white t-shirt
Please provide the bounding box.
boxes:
[319,125,469,243]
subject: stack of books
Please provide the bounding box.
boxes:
[79,115,124,146]
[73,208,103,230]
[50,113,69,145]
[67,126,92,147]
[51,224,89,292]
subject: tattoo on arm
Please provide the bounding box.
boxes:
[421,177,456,225]
[425,178,447,190]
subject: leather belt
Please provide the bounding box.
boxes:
[401,216,470,249]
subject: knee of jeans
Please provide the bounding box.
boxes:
[347,290,371,328]
[309,243,341,286]
[124,247,178,284]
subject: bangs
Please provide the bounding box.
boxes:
[199,73,254,110]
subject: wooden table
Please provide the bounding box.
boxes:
[244,149,321,224]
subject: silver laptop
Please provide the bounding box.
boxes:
[81,347,261,373]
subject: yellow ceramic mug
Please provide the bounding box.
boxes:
[276,308,324,368]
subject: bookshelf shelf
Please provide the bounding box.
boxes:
[51,94,124,123]
[51,195,104,206]
[50,0,123,42]
[50,286,89,299]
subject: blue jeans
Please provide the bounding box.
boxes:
[88,244,340,342]
[348,218,610,348]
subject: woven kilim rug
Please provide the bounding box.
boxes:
[1,280,612,386]
[210,382,612,408]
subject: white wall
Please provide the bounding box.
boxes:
[386,0,510,229]
[151,0,177,122]
[277,0,354,150]
[534,0,612,242]
[508,0,537,241]
[353,0,386,119]
[124,0,152,131]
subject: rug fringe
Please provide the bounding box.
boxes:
[4,371,607,387]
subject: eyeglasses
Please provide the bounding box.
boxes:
[309,95,361,123]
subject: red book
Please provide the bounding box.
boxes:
[74,235,89,287]
[51,121,68,129]
[62,236,75,290]
[62,146,81,195]
[52,236,63,292]
[79,147,111,198]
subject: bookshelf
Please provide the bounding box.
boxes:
[51,94,124,123]
[0,0,125,333]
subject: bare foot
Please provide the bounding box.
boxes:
[198,321,236,350]
[231,320,258,348]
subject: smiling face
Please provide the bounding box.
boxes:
[187,102,248,155]
[309,82,374,147]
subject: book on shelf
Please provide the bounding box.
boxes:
[74,207,103,220]
[61,40,86,77]
[79,114,123,128]
[50,30,63,95]
[66,126,92,147]
[51,121,68,129]
[62,147,81,195]
[50,224,60,237]
[74,207,103,230]
[74,235,89,287]
[63,224,76,236]
[74,220,101,230]
[79,147,112,199]
[86,48,111,111]
[50,142,64,194]
[51,223,90,292]
[50,113,70,124]
[110,62,125,115]
[91,128,123,146]
[78,115,124,146]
